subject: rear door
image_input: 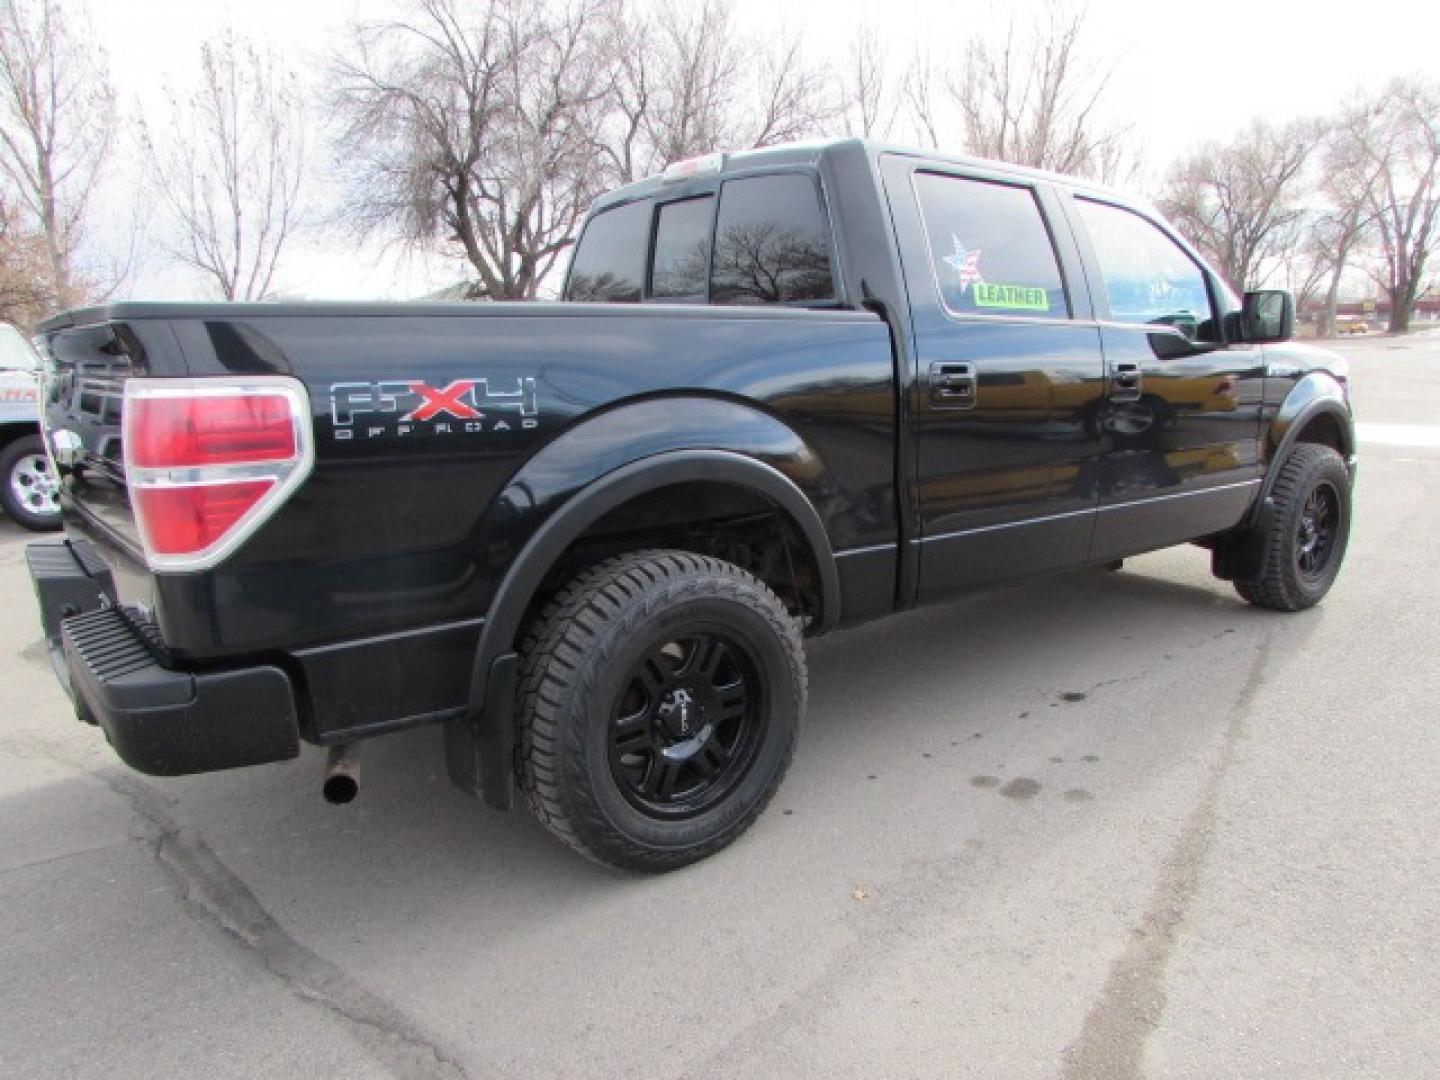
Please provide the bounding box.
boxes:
[881,155,1107,599]
[1063,196,1265,560]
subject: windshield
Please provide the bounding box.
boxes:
[0,324,39,371]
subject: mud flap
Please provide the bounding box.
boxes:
[445,651,518,810]
[1211,495,1275,581]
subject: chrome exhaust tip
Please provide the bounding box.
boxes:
[322,743,361,805]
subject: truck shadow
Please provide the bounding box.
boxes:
[134,561,1281,879]
[1,554,1329,1068]
[806,564,1263,738]
[4,558,1319,984]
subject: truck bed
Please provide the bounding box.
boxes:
[38,301,897,741]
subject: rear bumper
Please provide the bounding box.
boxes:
[26,540,300,776]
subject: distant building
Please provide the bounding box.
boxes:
[1300,293,1440,325]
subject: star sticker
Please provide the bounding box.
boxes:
[943,235,984,292]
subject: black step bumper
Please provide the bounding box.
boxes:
[27,541,301,776]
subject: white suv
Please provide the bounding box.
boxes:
[0,323,60,531]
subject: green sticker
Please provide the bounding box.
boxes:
[973,283,1050,312]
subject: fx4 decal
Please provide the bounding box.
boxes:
[329,378,539,439]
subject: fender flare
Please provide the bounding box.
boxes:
[1245,373,1354,528]
[0,420,42,445]
[455,448,840,808]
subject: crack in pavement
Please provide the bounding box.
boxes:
[1060,629,1274,1080]
[1,732,469,1080]
[687,633,1271,1078]
[0,842,125,877]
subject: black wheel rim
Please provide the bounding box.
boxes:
[608,628,765,820]
[1296,480,1341,580]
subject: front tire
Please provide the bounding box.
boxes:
[515,550,806,871]
[1234,444,1351,611]
[0,434,62,532]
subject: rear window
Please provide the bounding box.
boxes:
[914,172,1068,320]
[650,196,714,300]
[711,174,835,304]
[564,170,837,306]
[565,200,648,302]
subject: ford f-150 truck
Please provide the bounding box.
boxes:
[26,140,1355,870]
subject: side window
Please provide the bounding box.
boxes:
[914,172,1068,320]
[1075,198,1216,340]
[649,196,714,301]
[711,174,835,305]
[564,200,649,302]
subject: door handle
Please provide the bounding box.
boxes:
[1111,361,1142,402]
[929,362,977,409]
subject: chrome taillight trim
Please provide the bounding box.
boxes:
[122,376,315,572]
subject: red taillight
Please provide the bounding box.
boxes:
[132,481,276,554]
[123,378,312,571]
[129,395,297,467]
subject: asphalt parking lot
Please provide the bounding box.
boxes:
[2,332,1438,1079]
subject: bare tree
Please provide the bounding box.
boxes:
[839,24,897,140]
[334,0,614,299]
[895,5,1130,178]
[610,0,737,180]
[0,192,49,326]
[143,32,308,301]
[900,49,941,150]
[949,3,1130,180]
[1348,77,1440,333]
[1158,118,1316,292]
[595,9,657,187]
[600,0,834,186]
[0,0,114,311]
[751,32,833,148]
[1276,212,1337,319]
[1299,112,1381,336]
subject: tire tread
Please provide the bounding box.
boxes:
[1235,443,1349,611]
[515,549,805,871]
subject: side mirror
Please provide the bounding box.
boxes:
[1241,290,1294,343]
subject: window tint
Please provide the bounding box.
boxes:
[1075,198,1215,339]
[711,174,835,304]
[650,196,714,300]
[564,199,649,302]
[914,172,1068,320]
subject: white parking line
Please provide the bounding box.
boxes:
[1355,423,1440,448]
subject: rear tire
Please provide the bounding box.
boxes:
[1234,444,1351,611]
[515,550,806,871]
[0,434,61,532]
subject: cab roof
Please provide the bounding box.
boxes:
[589,137,1150,216]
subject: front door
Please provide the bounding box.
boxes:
[881,157,1108,600]
[1063,196,1266,561]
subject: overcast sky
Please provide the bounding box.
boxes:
[89,0,1440,301]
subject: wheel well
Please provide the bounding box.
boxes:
[528,480,823,634]
[0,423,39,451]
[1291,411,1346,456]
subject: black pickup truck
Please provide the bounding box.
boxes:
[27,140,1354,870]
